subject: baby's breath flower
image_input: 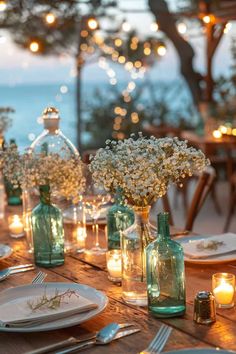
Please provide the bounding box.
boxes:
[90,133,209,207]
[0,146,85,203]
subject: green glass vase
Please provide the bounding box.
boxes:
[146,212,186,317]
[107,192,134,250]
[4,178,22,206]
[31,185,64,267]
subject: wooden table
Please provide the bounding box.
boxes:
[1,209,236,354]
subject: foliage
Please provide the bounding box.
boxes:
[83,81,196,149]
[0,107,14,134]
[90,133,209,206]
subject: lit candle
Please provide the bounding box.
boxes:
[212,273,235,308]
[76,225,86,249]
[9,215,24,238]
[106,250,122,282]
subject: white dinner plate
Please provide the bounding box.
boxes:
[0,282,108,332]
[0,244,13,260]
[165,349,236,354]
[176,235,236,264]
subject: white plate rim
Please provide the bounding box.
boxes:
[0,244,13,261]
[176,235,236,264]
[0,282,108,332]
[165,349,236,354]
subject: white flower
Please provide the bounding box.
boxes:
[90,133,209,206]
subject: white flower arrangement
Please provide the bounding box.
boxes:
[90,133,209,206]
[0,145,85,203]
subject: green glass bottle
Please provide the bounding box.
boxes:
[107,190,134,250]
[31,185,64,267]
[4,139,22,206]
[146,212,186,317]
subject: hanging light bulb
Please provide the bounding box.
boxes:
[202,15,215,24]
[157,44,166,56]
[0,1,7,12]
[177,22,187,34]
[122,21,131,32]
[87,17,98,30]
[150,22,158,32]
[45,13,56,25]
[29,40,40,53]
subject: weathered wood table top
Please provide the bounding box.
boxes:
[1,207,236,354]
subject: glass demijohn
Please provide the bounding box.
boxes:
[31,185,64,267]
[29,107,78,158]
[121,205,155,306]
[146,212,186,317]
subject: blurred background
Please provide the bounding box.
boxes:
[0,0,235,150]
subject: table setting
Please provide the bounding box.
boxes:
[0,108,236,354]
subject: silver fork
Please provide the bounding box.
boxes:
[31,271,47,284]
[141,324,172,354]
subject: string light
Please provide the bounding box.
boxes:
[0,1,6,12]
[81,30,88,38]
[122,21,131,32]
[157,45,166,56]
[118,56,126,64]
[45,13,56,25]
[202,15,215,24]
[29,40,40,53]
[224,22,232,34]
[144,47,151,56]
[150,22,158,32]
[177,22,187,34]
[87,17,98,30]
[114,38,122,47]
[134,61,142,68]
[131,112,139,124]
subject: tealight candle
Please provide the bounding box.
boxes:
[76,225,87,252]
[212,273,235,308]
[8,215,24,238]
[106,249,122,283]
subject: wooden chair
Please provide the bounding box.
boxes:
[162,166,216,231]
[224,172,236,232]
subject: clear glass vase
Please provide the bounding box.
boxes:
[121,205,156,306]
[146,212,186,317]
[31,185,64,267]
[107,192,134,250]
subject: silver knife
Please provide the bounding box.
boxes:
[56,328,140,354]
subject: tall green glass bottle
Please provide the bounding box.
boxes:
[107,190,134,250]
[146,212,186,317]
[31,185,64,267]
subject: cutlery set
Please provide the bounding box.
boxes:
[0,270,172,353]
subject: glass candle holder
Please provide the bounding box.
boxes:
[212,273,235,308]
[76,223,87,253]
[8,215,25,238]
[106,249,122,283]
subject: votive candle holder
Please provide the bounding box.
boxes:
[212,273,235,309]
[106,249,122,283]
[8,215,25,238]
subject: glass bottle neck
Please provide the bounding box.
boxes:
[158,212,170,239]
[133,206,150,224]
[39,185,51,205]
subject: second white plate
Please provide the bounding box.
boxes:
[176,235,236,264]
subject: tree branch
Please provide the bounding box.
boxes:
[148,0,203,106]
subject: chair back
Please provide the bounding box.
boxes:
[185,166,216,231]
[161,166,216,231]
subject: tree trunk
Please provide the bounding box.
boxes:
[148,0,203,107]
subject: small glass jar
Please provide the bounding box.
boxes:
[106,249,122,283]
[212,273,235,308]
[8,215,25,238]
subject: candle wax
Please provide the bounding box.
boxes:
[213,281,234,305]
[107,257,122,278]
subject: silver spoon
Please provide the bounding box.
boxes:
[26,323,133,354]
[0,264,35,281]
